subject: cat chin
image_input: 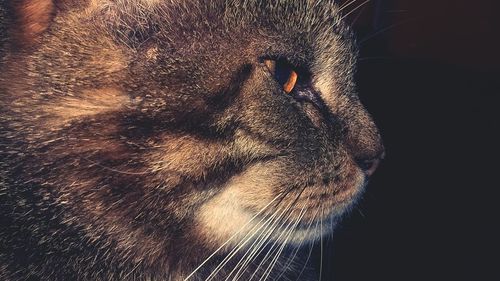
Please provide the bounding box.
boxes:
[197,198,349,254]
[266,186,365,246]
[195,171,366,251]
[261,212,339,246]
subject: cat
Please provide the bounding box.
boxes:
[0,0,384,280]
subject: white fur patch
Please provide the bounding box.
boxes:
[196,163,367,251]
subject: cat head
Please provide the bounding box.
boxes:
[1,0,384,274]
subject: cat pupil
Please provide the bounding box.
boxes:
[283,70,298,93]
[264,59,298,93]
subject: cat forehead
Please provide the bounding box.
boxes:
[87,0,349,52]
[91,0,339,9]
[87,0,343,27]
[72,0,353,76]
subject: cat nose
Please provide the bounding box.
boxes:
[356,151,385,177]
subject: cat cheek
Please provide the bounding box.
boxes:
[194,163,282,245]
[40,88,130,126]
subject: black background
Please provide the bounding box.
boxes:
[318,0,498,280]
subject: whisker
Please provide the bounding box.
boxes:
[204,195,292,281]
[350,5,367,26]
[341,0,371,21]
[250,232,287,280]
[330,207,335,241]
[275,203,321,280]
[218,196,296,281]
[207,186,303,281]
[359,18,416,45]
[81,157,150,175]
[252,211,298,281]
[339,0,358,12]
[357,207,366,218]
[358,56,397,62]
[260,198,309,281]
[295,214,321,281]
[319,205,324,281]
[183,193,284,280]
[245,204,303,280]
[227,197,298,281]
[245,186,308,281]
[273,233,305,280]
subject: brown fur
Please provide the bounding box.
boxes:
[0,1,384,280]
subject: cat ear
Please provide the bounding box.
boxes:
[10,0,56,45]
[8,0,64,46]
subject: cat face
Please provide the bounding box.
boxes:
[0,0,384,278]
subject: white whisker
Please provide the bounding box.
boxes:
[350,5,367,25]
[227,197,298,281]
[359,18,416,45]
[319,205,324,281]
[183,193,283,280]
[218,197,295,281]
[339,0,358,12]
[260,198,309,281]
[275,202,321,280]
[205,198,289,281]
[236,190,303,280]
[247,188,309,281]
[82,157,150,175]
[341,0,371,21]
[295,217,320,281]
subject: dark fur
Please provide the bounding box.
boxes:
[0,1,383,280]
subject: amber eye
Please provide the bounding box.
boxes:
[264,59,298,94]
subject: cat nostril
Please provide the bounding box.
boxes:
[357,152,385,177]
[358,158,380,177]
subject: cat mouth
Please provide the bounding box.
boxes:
[256,180,366,245]
[222,169,367,248]
[196,159,367,250]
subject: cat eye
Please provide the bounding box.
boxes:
[264,59,298,94]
